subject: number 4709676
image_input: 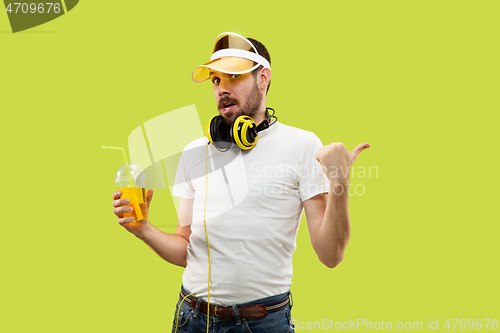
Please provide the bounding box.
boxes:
[5,3,61,14]
[444,319,498,329]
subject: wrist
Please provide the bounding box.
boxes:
[329,181,350,197]
[137,220,154,241]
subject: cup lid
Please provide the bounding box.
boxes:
[115,164,146,187]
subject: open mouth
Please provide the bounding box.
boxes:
[220,101,237,114]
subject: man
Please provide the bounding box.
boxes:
[111,32,369,332]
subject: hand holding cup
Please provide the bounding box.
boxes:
[112,189,154,239]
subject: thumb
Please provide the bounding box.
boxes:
[350,143,370,161]
[146,189,154,209]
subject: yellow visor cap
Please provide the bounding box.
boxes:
[191,32,271,83]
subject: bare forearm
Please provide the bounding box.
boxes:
[313,141,369,268]
[138,222,189,267]
[314,184,351,268]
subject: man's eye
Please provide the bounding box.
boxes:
[231,74,239,79]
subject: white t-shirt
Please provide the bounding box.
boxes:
[172,121,330,305]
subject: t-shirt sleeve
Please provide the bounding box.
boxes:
[171,144,195,199]
[297,132,330,201]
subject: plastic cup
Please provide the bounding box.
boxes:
[115,164,148,221]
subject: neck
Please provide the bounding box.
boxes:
[252,99,268,125]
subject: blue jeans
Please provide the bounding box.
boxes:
[171,285,295,333]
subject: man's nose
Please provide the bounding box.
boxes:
[217,81,231,96]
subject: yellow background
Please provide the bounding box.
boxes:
[1,1,498,331]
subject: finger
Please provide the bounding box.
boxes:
[118,216,135,226]
[113,206,133,217]
[315,147,327,163]
[111,190,122,200]
[350,143,370,160]
[112,198,131,207]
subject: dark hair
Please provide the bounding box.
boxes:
[247,37,271,94]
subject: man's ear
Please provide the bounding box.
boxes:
[259,68,272,91]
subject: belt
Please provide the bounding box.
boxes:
[180,290,290,320]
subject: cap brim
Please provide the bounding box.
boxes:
[192,57,259,82]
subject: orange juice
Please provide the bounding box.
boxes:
[119,187,148,221]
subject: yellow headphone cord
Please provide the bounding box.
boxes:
[174,142,211,333]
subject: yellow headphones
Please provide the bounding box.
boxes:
[206,108,277,151]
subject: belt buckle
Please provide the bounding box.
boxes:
[214,305,222,318]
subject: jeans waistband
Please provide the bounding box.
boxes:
[180,285,292,312]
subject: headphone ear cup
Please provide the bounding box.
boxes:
[245,126,257,144]
[206,116,217,144]
[233,115,258,150]
[207,116,232,151]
